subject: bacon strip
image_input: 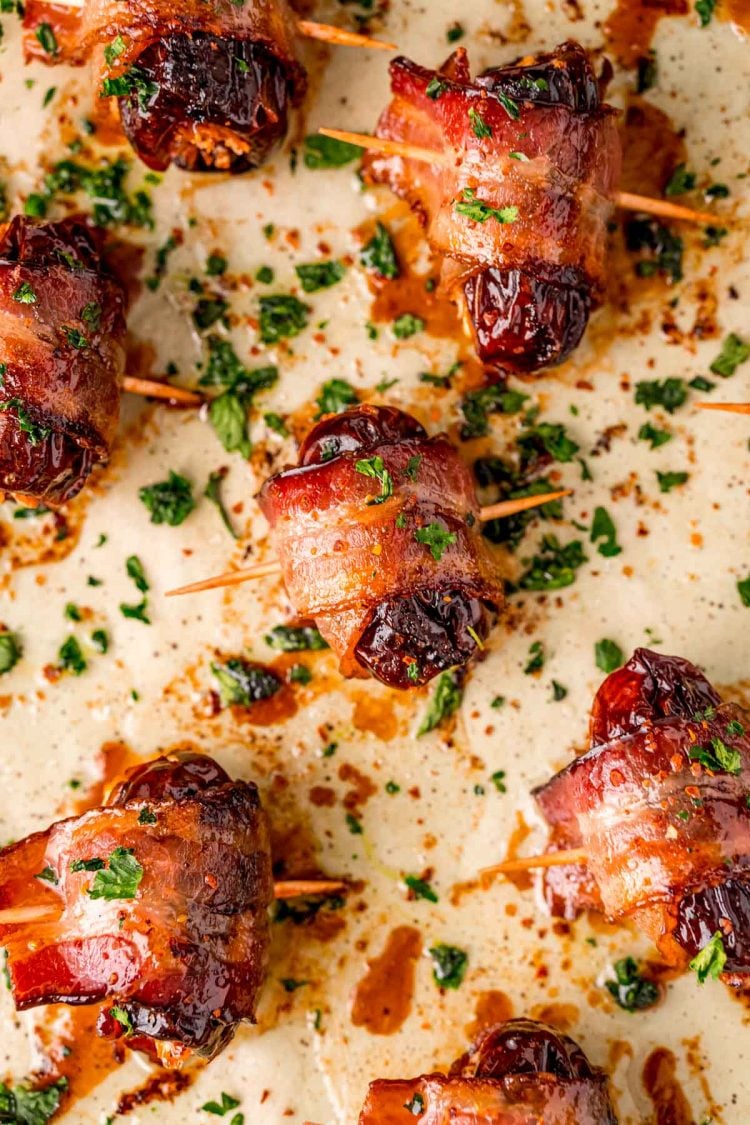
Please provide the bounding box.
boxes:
[363,42,621,372]
[0,752,273,1067]
[359,1020,616,1124]
[23,0,306,172]
[535,649,750,984]
[258,405,504,686]
[0,217,125,506]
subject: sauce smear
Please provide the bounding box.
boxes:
[351,926,422,1035]
[643,1047,695,1125]
[604,0,688,68]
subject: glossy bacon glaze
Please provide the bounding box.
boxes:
[535,649,750,985]
[363,42,621,373]
[0,216,125,506]
[359,1019,617,1123]
[23,0,306,172]
[258,405,504,688]
[0,751,274,1067]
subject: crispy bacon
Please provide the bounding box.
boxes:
[258,404,504,688]
[0,751,273,1067]
[363,42,621,374]
[359,1019,617,1123]
[0,216,125,507]
[23,0,306,172]
[535,649,750,986]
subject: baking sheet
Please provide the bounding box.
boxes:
[0,0,749,1121]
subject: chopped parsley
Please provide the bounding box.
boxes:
[695,0,718,26]
[138,471,195,526]
[264,625,328,652]
[360,222,400,280]
[201,1092,242,1116]
[710,334,750,378]
[138,808,157,825]
[638,422,672,449]
[446,21,464,41]
[455,188,518,225]
[58,636,87,676]
[35,866,58,884]
[738,576,750,607]
[688,736,742,775]
[517,421,580,468]
[516,536,587,591]
[636,50,657,93]
[635,377,688,414]
[426,77,447,99]
[495,90,520,120]
[0,399,50,446]
[0,632,21,675]
[595,639,624,675]
[346,812,363,835]
[551,680,568,701]
[103,34,126,65]
[491,770,507,792]
[656,470,689,493]
[356,455,393,505]
[404,875,438,903]
[315,378,359,418]
[590,507,622,558]
[414,522,457,561]
[34,21,58,54]
[404,1092,425,1116]
[303,134,361,170]
[393,312,425,339]
[418,671,462,736]
[42,156,154,229]
[295,260,346,293]
[0,1077,67,1125]
[109,1007,134,1035]
[665,163,696,196]
[120,555,150,624]
[207,254,228,277]
[259,294,310,345]
[100,66,158,111]
[211,659,281,707]
[12,281,37,304]
[626,217,683,284]
[468,107,492,139]
[200,337,278,457]
[429,943,468,989]
[87,846,143,900]
[524,640,544,675]
[460,384,528,439]
[605,957,659,1011]
[689,930,726,983]
[204,468,238,539]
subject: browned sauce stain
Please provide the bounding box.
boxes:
[604,0,688,68]
[529,1002,579,1033]
[116,1067,193,1115]
[0,501,86,576]
[351,690,400,741]
[37,1004,125,1106]
[620,97,687,199]
[725,0,750,29]
[351,925,422,1035]
[72,740,142,813]
[338,762,378,811]
[642,1047,695,1125]
[501,811,534,892]
[465,990,514,1040]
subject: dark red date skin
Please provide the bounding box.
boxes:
[454,1019,605,1085]
[119,33,304,172]
[301,406,495,688]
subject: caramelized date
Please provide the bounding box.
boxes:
[355,588,492,688]
[110,749,230,804]
[477,41,608,113]
[118,34,300,172]
[0,414,95,506]
[674,881,750,980]
[299,404,426,466]
[463,265,591,372]
[453,1019,601,1082]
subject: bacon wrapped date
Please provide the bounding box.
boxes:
[359,1018,617,1123]
[258,404,504,688]
[0,751,273,1067]
[363,42,621,374]
[535,649,750,987]
[23,0,307,172]
[0,216,125,507]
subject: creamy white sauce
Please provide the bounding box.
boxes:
[0,0,748,1121]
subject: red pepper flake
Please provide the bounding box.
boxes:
[670,753,684,772]
[685,785,701,799]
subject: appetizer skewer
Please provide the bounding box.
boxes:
[166,404,568,689]
[359,1018,617,1124]
[0,215,202,509]
[22,0,394,173]
[0,750,346,1069]
[323,41,727,376]
[695,402,750,414]
[484,648,750,989]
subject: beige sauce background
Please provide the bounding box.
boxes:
[0,0,749,1121]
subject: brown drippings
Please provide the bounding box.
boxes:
[642,1047,694,1125]
[351,925,422,1035]
[116,1067,193,1115]
[0,498,87,576]
[72,740,143,814]
[465,990,514,1040]
[501,811,534,892]
[529,1002,579,1033]
[725,0,750,30]
[351,690,400,741]
[620,97,688,199]
[338,762,378,812]
[604,0,688,69]
[37,1004,125,1106]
